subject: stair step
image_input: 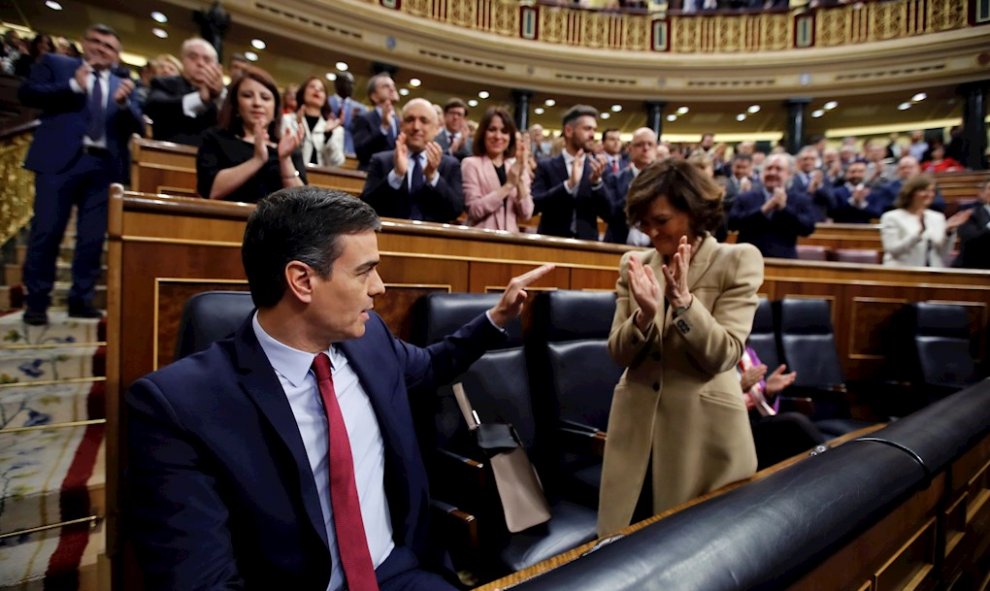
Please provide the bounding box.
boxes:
[0,346,104,385]
[3,263,107,288]
[0,380,105,427]
[0,424,105,537]
[0,283,107,313]
[14,245,107,267]
[0,310,105,347]
[0,516,104,589]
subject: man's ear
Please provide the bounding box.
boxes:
[284,261,316,304]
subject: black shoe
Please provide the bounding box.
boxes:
[67,303,103,319]
[23,308,48,326]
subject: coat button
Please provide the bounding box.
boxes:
[652,382,660,392]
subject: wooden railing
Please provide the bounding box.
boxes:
[130,136,366,199]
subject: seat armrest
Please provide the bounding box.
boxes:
[433,447,490,513]
[559,423,607,457]
[431,499,478,548]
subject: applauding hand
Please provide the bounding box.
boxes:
[628,255,662,332]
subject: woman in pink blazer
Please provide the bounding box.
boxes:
[461,107,534,232]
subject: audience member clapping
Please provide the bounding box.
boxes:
[879,176,967,267]
[434,98,472,160]
[953,180,990,269]
[144,38,224,146]
[351,72,400,170]
[605,127,656,245]
[921,141,963,173]
[461,107,533,232]
[280,76,344,168]
[196,66,305,203]
[359,98,463,223]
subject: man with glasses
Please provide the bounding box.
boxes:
[433,98,471,161]
[18,24,142,325]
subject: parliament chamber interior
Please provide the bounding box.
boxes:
[0,0,988,589]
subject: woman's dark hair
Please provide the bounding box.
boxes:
[626,159,724,236]
[894,175,934,210]
[218,65,281,141]
[472,107,517,158]
[29,34,53,59]
[242,187,381,308]
[295,76,332,120]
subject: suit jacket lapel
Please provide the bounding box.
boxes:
[231,320,330,551]
[687,234,718,291]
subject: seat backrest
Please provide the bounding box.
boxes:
[796,245,829,261]
[531,291,621,433]
[748,297,780,370]
[778,298,844,388]
[174,291,255,359]
[832,249,881,265]
[411,292,522,348]
[913,302,976,387]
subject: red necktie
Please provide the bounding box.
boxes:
[312,353,380,591]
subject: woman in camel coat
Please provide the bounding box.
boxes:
[598,160,763,536]
[461,107,534,232]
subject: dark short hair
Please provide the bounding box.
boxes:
[444,98,468,115]
[295,76,332,120]
[218,65,281,140]
[894,175,934,210]
[472,107,517,158]
[732,153,753,163]
[242,187,381,308]
[626,159,724,236]
[602,128,620,141]
[86,24,120,42]
[562,105,598,127]
[366,73,392,100]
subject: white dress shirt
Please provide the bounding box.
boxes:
[386,151,440,190]
[69,68,110,148]
[252,313,394,591]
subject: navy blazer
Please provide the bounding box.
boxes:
[126,312,505,589]
[790,171,837,223]
[603,167,634,244]
[531,154,612,240]
[351,108,400,171]
[328,94,367,155]
[360,150,464,223]
[19,54,142,181]
[955,204,990,269]
[728,188,816,259]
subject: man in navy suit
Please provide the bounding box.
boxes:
[604,127,656,244]
[351,73,401,171]
[792,146,836,222]
[729,153,816,259]
[531,105,612,240]
[360,99,463,223]
[19,24,142,325]
[327,71,367,156]
[127,187,552,590]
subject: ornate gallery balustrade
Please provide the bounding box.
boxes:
[366,0,975,52]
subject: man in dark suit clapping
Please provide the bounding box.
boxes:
[531,105,612,240]
[143,37,225,147]
[604,127,657,244]
[360,98,463,223]
[19,24,142,325]
[351,72,401,171]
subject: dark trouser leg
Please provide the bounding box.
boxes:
[23,168,78,311]
[68,156,111,306]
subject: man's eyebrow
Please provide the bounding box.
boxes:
[355,259,380,273]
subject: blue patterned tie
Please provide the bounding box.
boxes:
[86,72,104,141]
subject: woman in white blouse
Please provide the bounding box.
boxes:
[280,76,345,168]
[880,176,968,267]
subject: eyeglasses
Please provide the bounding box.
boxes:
[85,37,120,53]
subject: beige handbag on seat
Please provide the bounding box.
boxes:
[452,383,551,533]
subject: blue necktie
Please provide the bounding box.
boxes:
[410,154,424,194]
[86,72,104,141]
